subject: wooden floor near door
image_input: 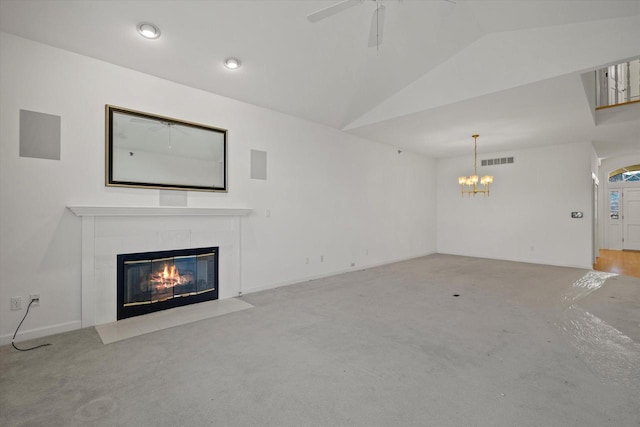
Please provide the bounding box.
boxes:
[594,249,640,279]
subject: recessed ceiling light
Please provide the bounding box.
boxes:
[224,58,241,69]
[137,22,161,39]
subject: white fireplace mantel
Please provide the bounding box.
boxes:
[68,205,252,327]
[68,206,252,217]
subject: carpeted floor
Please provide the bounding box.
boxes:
[1,254,639,426]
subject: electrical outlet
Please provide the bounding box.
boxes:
[320,255,324,262]
[11,296,22,310]
[29,294,40,307]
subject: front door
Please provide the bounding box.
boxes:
[623,188,640,250]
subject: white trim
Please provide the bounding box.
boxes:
[81,216,96,327]
[67,206,251,327]
[0,320,82,346]
[436,251,592,270]
[68,206,251,217]
[242,252,437,295]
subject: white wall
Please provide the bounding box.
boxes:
[437,141,595,269]
[0,33,437,341]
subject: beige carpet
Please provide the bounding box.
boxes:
[2,254,639,427]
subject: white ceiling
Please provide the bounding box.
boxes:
[1,0,639,158]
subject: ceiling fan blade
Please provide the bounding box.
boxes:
[368,4,386,48]
[307,0,362,23]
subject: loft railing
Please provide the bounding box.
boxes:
[595,58,640,109]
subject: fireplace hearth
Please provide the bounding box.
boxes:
[117,247,219,320]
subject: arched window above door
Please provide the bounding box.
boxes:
[609,164,640,183]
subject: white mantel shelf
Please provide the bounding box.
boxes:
[68,206,252,217]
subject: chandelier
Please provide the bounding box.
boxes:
[458,134,493,197]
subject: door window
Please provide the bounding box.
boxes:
[610,190,620,220]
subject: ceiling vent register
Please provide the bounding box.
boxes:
[481,157,514,167]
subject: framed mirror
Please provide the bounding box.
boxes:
[106,105,227,192]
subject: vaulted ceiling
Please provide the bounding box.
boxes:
[1,0,639,158]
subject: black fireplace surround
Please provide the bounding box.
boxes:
[117,247,219,320]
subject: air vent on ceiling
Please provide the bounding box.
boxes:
[481,157,514,167]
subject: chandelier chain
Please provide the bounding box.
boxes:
[474,135,478,177]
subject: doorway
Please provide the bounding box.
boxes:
[604,164,640,250]
[596,162,640,277]
[622,188,640,250]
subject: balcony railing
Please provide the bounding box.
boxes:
[596,58,640,109]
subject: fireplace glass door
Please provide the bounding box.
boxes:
[118,247,218,320]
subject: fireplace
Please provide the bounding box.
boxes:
[117,247,219,320]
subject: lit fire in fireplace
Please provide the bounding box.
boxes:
[150,264,193,289]
[119,247,218,319]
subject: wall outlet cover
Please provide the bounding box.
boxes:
[29,294,40,306]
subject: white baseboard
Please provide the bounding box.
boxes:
[0,320,82,346]
[241,251,436,296]
[435,251,592,270]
